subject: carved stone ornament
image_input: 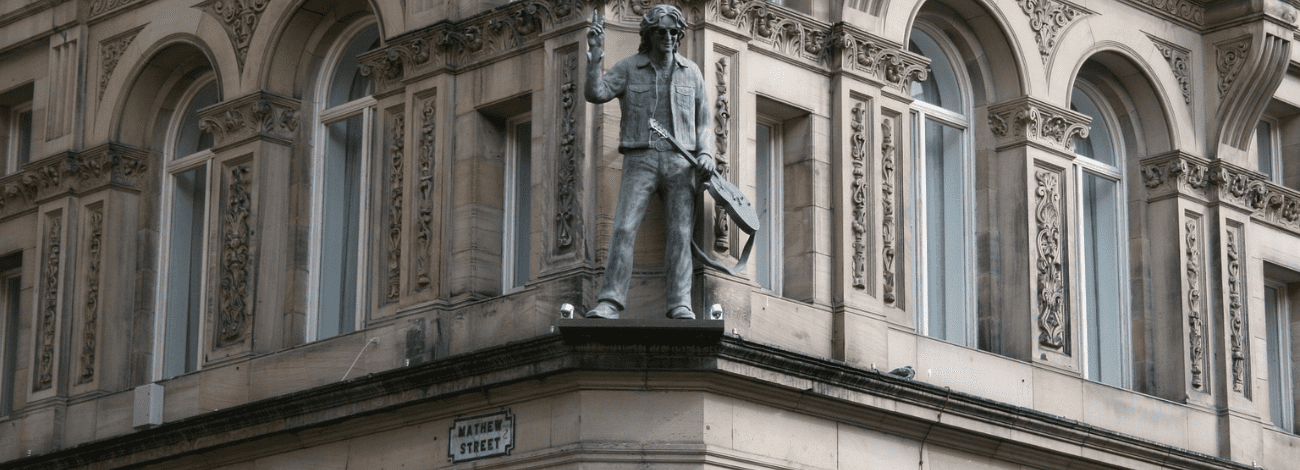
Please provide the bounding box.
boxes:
[714,56,732,252]
[989,97,1091,154]
[358,39,431,95]
[1035,169,1066,351]
[555,51,580,252]
[79,209,104,385]
[1122,0,1203,28]
[1185,218,1204,391]
[35,215,61,392]
[195,0,269,70]
[1015,0,1090,63]
[197,91,301,148]
[90,0,145,18]
[881,117,897,304]
[830,26,930,94]
[1139,153,1212,201]
[850,102,869,291]
[415,97,436,292]
[1142,156,1300,237]
[709,1,835,65]
[1227,229,1247,393]
[218,165,253,347]
[388,112,404,303]
[0,144,148,218]
[1216,37,1251,96]
[1147,34,1192,105]
[99,27,143,101]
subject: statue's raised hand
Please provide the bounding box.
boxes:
[587,9,605,57]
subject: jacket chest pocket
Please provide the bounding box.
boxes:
[673,85,693,108]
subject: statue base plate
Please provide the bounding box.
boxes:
[555,318,725,346]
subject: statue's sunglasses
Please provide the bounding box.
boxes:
[652,27,683,39]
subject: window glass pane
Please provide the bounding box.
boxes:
[512,122,532,289]
[1083,172,1123,386]
[2,275,20,416]
[16,110,31,166]
[755,122,775,291]
[1071,87,1115,166]
[909,29,962,114]
[924,118,966,344]
[174,81,219,158]
[1257,121,1274,179]
[318,114,364,340]
[163,165,207,379]
[328,25,381,108]
[1266,285,1292,430]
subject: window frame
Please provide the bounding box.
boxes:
[754,115,785,295]
[909,25,977,347]
[151,75,219,381]
[1266,279,1296,432]
[502,113,533,293]
[1071,81,1133,389]
[3,101,32,176]
[1254,117,1283,184]
[306,19,379,343]
[0,267,20,417]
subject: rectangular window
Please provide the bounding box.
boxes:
[917,113,972,346]
[755,119,783,294]
[1256,120,1281,184]
[161,165,207,379]
[1,268,20,416]
[1082,171,1127,387]
[1266,280,1296,432]
[503,118,532,291]
[317,113,367,340]
[3,103,32,175]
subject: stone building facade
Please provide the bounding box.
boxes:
[0,0,1298,468]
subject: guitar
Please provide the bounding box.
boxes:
[648,119,760,275]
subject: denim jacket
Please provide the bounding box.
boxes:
[584,52,714,162]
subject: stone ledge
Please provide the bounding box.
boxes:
[555,318,725,345]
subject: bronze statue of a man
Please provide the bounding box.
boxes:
[584,4,715,320]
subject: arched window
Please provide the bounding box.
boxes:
[910,27,975,347]
[308,22,379,342]
[1072,81,1130,388]
[157,76,219,379]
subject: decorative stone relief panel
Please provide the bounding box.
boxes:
[850,102,869,291]
[217,164,253,348]
[197,92,301,149]
[47,39,81,139]
[414,94,436,293]
[1214,33,1289,151]
[1121,0,1204,29]
[1184,216,1205,391]
[989,97,1091,154]
[1015,0,1091,63]
[34,212,61,392]
[99,27,143,101]
[1035,168,1066,351]
[1139,153,1211,201]
[709,1,833,65]
[713,55,732,252]
[881,116,897,304]
[90,0,147,19]
[359,39,431,95]
[1226,227,1247,393]
[195,0,269,70]
[0,143,147,221]
[78,208,103,385]
[1141,156,1300,236]
[1147,34,1192,105]
[387,111,405,303]
[555,49,581,253]
[1215,37,1251,96]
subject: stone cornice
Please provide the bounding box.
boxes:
[88,0,151,23]
[0,143,149,219]
[2,333,1265,470]
[988,97,1091,154]
[1140,154,1300,235]
[196,91,301,150]
[829,23,930,96]
[1120,0,1205,30]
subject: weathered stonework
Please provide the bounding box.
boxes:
[197,91,301,149]
[1215,37,1250,96]
[1035,169,1065,351]
[1121,0,1203,28]
[831,25,930,95]
[0,144,148,219]
[1147,34,1192,105]
[217,165,252,348]
[414,96,436,293]
[89,0,147,19]
[388,112,405,303]
[881,117,896,304]
[989,97,1091,154]
[35,214,61,392]
[1185,217,1204,391]
[79,209,103,385]
[850,102,868,291]
[1227,229,1246,393]
[713,56,732,252]
[195,0,269,70]
[555,50,580,252]
[1016,0,1090,63]
[99,27,142,101]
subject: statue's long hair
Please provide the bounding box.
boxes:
[637,4,687,55]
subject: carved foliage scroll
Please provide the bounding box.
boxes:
[714,56,732,252]
[79,209,104,384]
[881,117,897,304]
[35,215,61,392]
[1216,38,1250,96]
[1148,35,1191,105]
[415,97,436,292]
[850,102,869,290]
[1015,0,1089,63]
[989,98,1090,154]
[1227,229,1247,393]
[218,165,252,347]
[90,0,145,18]
[196,0,270,70]
[555,51,580,252]
[99,28,141,101]
[1185,217,1205,391]
[1035,169,1066,350]
[387,112,405,302]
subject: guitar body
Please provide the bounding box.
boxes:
[705,174,760,233]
